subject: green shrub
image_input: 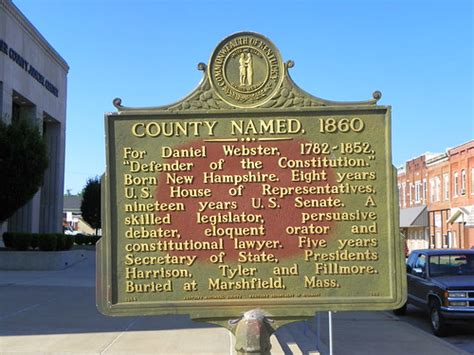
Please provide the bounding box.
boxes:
[0,119,49,223]
[90,235,101,245]
[2,232,14,248]
[75,234,85,245]
[63,235,74,250]
[12,233,32,251]
[56,234,74,251]
[56,233,66,250]
[38,234,57,251]
[2,233,75,251]
[73,234,102,246]
[75,234,93,245]
[30,233,39,249]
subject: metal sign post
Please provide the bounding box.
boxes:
[328,311,333,355]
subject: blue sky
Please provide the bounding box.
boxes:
[13,0,473,194]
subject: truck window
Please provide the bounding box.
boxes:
[429,254,474,277]
[413,254,426,275]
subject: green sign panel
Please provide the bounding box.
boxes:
[97,32,406,319]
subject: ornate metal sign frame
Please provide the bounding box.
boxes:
[97,32,406,322]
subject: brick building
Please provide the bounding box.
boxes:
[398,140,474,253]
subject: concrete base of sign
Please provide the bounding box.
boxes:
[0,249,87,270]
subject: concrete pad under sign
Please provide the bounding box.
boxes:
[0,249,87,270]
[1,332,121,354]
[96,314,287,355]
[0,251,288,355]
[1,327,286,355]
[102,326,232,354]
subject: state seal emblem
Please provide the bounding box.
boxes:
[208,32,284,108]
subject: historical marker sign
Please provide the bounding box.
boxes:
[97,32,406,319]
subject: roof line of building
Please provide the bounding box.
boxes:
[1,0,69,72]
[448,139,474,154]
[425,152,448,166]
[399,139,474,171]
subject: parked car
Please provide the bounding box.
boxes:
[63,226,80,236]
[394,249,474,336]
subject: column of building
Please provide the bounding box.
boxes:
[1,0,68,235]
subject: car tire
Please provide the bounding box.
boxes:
[430,300,448,337]
[393,303,407,316]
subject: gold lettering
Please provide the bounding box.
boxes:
[350,222,378,234]
[230,119,302,135]
[304,276,340,288]
[131,121,217,138]
[124,174,157,186]
[126,280,173,293]
[273,264,299,276]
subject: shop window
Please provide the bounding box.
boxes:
[430,178,435,202]
[402,183,406,207]
[461,170,466,195]
[435,177,441,201]
[409,183,413,206]
[454,172,459,197]
[443,173,449,200]
[415,181,421,203]
[423,179,427,202]
[471,168,474,195]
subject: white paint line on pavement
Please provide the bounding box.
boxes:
[100,318,139,354]
[0,295,62,322]
[288,342,303,355]
[0,303,40,321]
[228,329,233,355]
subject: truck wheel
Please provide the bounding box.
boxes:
[430,300,448,337]
[393,303,407,316]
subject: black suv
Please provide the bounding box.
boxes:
[394,249,474,336]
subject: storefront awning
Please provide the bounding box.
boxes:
[447,206,473,226]
[400,205,428,228]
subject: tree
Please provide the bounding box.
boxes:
[81,176,101,234]
[0,118,49,223]
[64,189,82,197]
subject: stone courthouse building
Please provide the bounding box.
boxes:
[0,0,68,233]
[398,140,474,253]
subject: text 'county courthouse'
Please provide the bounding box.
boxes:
[0,0,68,234]
[398,140,474,253]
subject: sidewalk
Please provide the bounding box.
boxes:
[278,311,468,355]
[0,250,467,354]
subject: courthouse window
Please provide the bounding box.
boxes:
[12,102,21,123]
